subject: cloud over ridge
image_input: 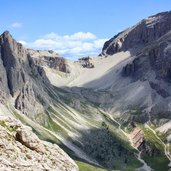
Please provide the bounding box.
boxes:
[19,32,108,59]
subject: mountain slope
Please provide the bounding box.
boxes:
[0,31,142,170]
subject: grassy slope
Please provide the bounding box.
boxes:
[139,124,170,171]
[76,158,142,171]
[10,85,171,171]
[76,161,107,171]
[12,105,142,170]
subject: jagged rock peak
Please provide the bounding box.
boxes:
[0,30,28,96]
[101,11,171,56]
[0,30,27,58]
[2,30,11,37]
[1,30,23,46]
[1,31,17,42]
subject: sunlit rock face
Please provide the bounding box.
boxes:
[0,116,79,171]
[101,11,171,56]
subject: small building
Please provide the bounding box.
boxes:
[129,127,144,148]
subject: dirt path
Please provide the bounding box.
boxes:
[106,113,152,171]
[136,151,152,171]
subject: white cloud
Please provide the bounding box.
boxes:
[63,32,97,40]
[11,22,23,28]
[44,32,97,41]
[18,40,27,46]
[19,32,108,59]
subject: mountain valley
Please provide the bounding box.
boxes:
[1,11,171,171]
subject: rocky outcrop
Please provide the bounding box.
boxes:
[147,40,171,81]
[78,57,94,68]
[121,30,171,82]
[0,116,79,171]
[149,81,169,98]
[16,127,46,153]
[0,31,56,119]
[0,31,28,96]
[122,59,138,77]
[15,82,44,117]
[28,49,71,73]
[101,11,171,56]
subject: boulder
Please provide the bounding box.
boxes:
[16,126,46,153]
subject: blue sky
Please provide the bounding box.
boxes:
[0,0,171,59]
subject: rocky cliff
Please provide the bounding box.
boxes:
[0,115,78,171]
[28,49,71,73]
[101,11,171,56]
[98,11,171,122]
[0,31,71,118]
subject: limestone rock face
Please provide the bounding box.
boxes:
[0,31,52,119]
[101,11,171,56]
[78,57,94,68]
[122,59,138,77]
[101,11,171,86]
[0,31,28,96]
[28,49,71,73]
[15,81,44,118]
[121,31,171,82]
[0,49,9,102]
[0,116,79,171]
[0,31,71,117]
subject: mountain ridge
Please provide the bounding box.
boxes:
[101,10,171,56]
